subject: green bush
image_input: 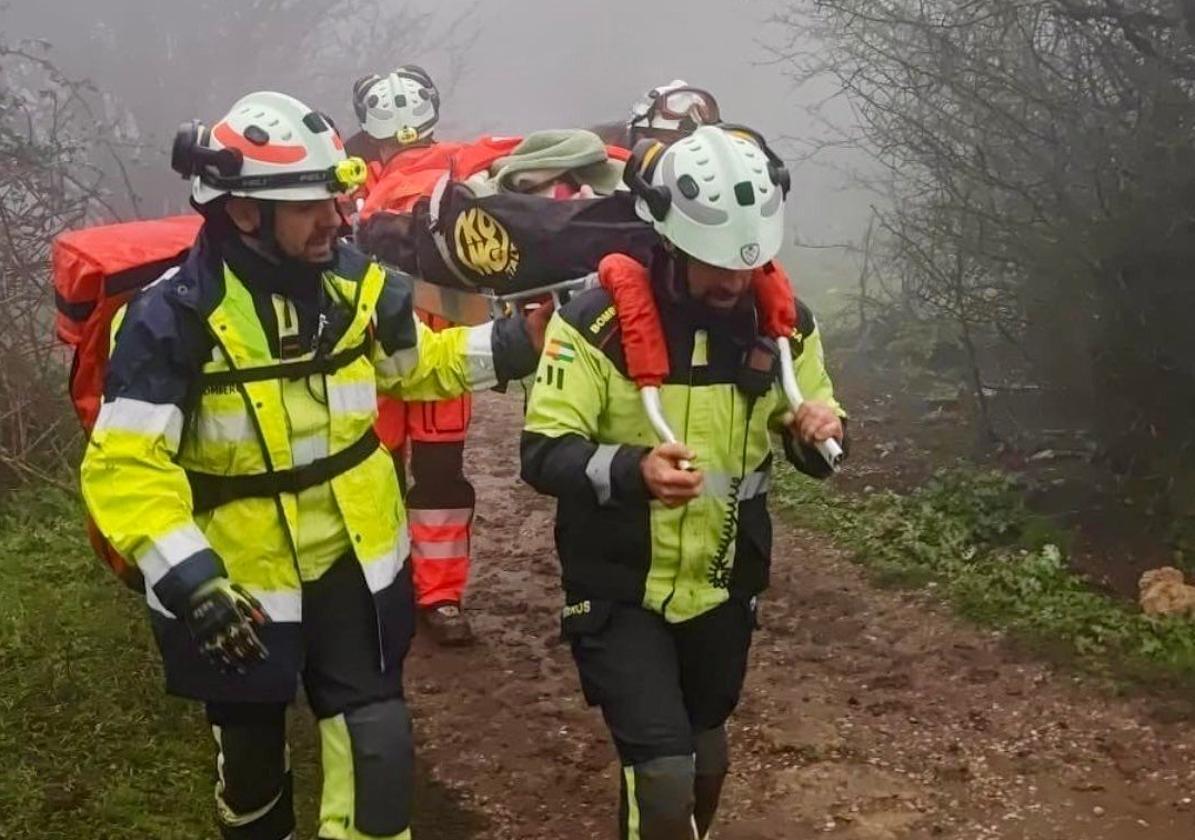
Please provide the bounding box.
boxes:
[775,466,1195,691]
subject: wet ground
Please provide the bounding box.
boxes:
[403,391,1195,839]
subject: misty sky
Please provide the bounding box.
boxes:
[438,0,869,271]
[439,0,798,137]
[7,0,868,291]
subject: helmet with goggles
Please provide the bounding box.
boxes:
[629,80,721,140]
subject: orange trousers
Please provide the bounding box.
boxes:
[375,312,474,608]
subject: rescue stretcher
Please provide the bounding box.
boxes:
[406,273,595,327]
[405,261,842,469]
[410,268,839,471]
[367,179,837,473]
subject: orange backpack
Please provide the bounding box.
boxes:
[52,214,203,588]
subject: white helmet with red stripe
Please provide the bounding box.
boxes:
[176,91,365,205]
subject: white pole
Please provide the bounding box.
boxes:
[641,386,692,471]
[777,337,844,471]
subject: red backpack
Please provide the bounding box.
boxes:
[52,214,203,588]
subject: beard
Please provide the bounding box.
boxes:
[679,289,754,334]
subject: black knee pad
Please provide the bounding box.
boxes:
[694,726,729,777]
[215,719,287,815]
[627,755,696,838]
[408,441,474,509]
[345,698,414,837]
[213,717,294,840]
[407,479,475,510]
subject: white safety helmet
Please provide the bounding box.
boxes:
[629,79,721,139]
[353,65,440,144]
[624,125,790,271]
[172,90,366,205]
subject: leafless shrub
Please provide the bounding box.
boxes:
[774,0,1195,462]
[0,38,133,488]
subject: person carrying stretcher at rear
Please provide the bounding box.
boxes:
[348,66,639,645]
[347,65,490,645]
[521,124,847,840]
[344,64,442,194]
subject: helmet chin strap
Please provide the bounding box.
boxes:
[241,200,337,272]
[674,250,692,300]
[667,247,712,321]
[256,200,280,256]
[661,243,693,303]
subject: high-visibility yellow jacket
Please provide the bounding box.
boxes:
[81,227,535,701]
[521,262,845,623]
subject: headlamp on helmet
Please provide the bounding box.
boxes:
[173,124,364,197]
[176,92,357,205]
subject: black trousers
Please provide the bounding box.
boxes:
[564,597,755,765]
[205,554,416,840]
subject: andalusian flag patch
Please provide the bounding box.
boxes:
[546,339,576,363]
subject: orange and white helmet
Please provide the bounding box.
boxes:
[172,91,366,205]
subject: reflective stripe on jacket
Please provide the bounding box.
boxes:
[521,264,844,623]
[80,226,532,700]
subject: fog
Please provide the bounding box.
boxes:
[5,0,869,296]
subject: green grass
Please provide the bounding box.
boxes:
[0,487,488,839]
[0,487,219,839]
[773,465,1195,694]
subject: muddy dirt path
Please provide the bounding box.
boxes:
[405,392,1195,839]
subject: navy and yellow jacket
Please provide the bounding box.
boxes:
[81,225,535,701]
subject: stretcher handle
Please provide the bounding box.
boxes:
[641,386,692,471]
[777,337,843,472]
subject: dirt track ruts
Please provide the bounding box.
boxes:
[404,391,1195,839]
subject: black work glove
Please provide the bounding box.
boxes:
[182,578,271,674]
[492,302,554,385]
